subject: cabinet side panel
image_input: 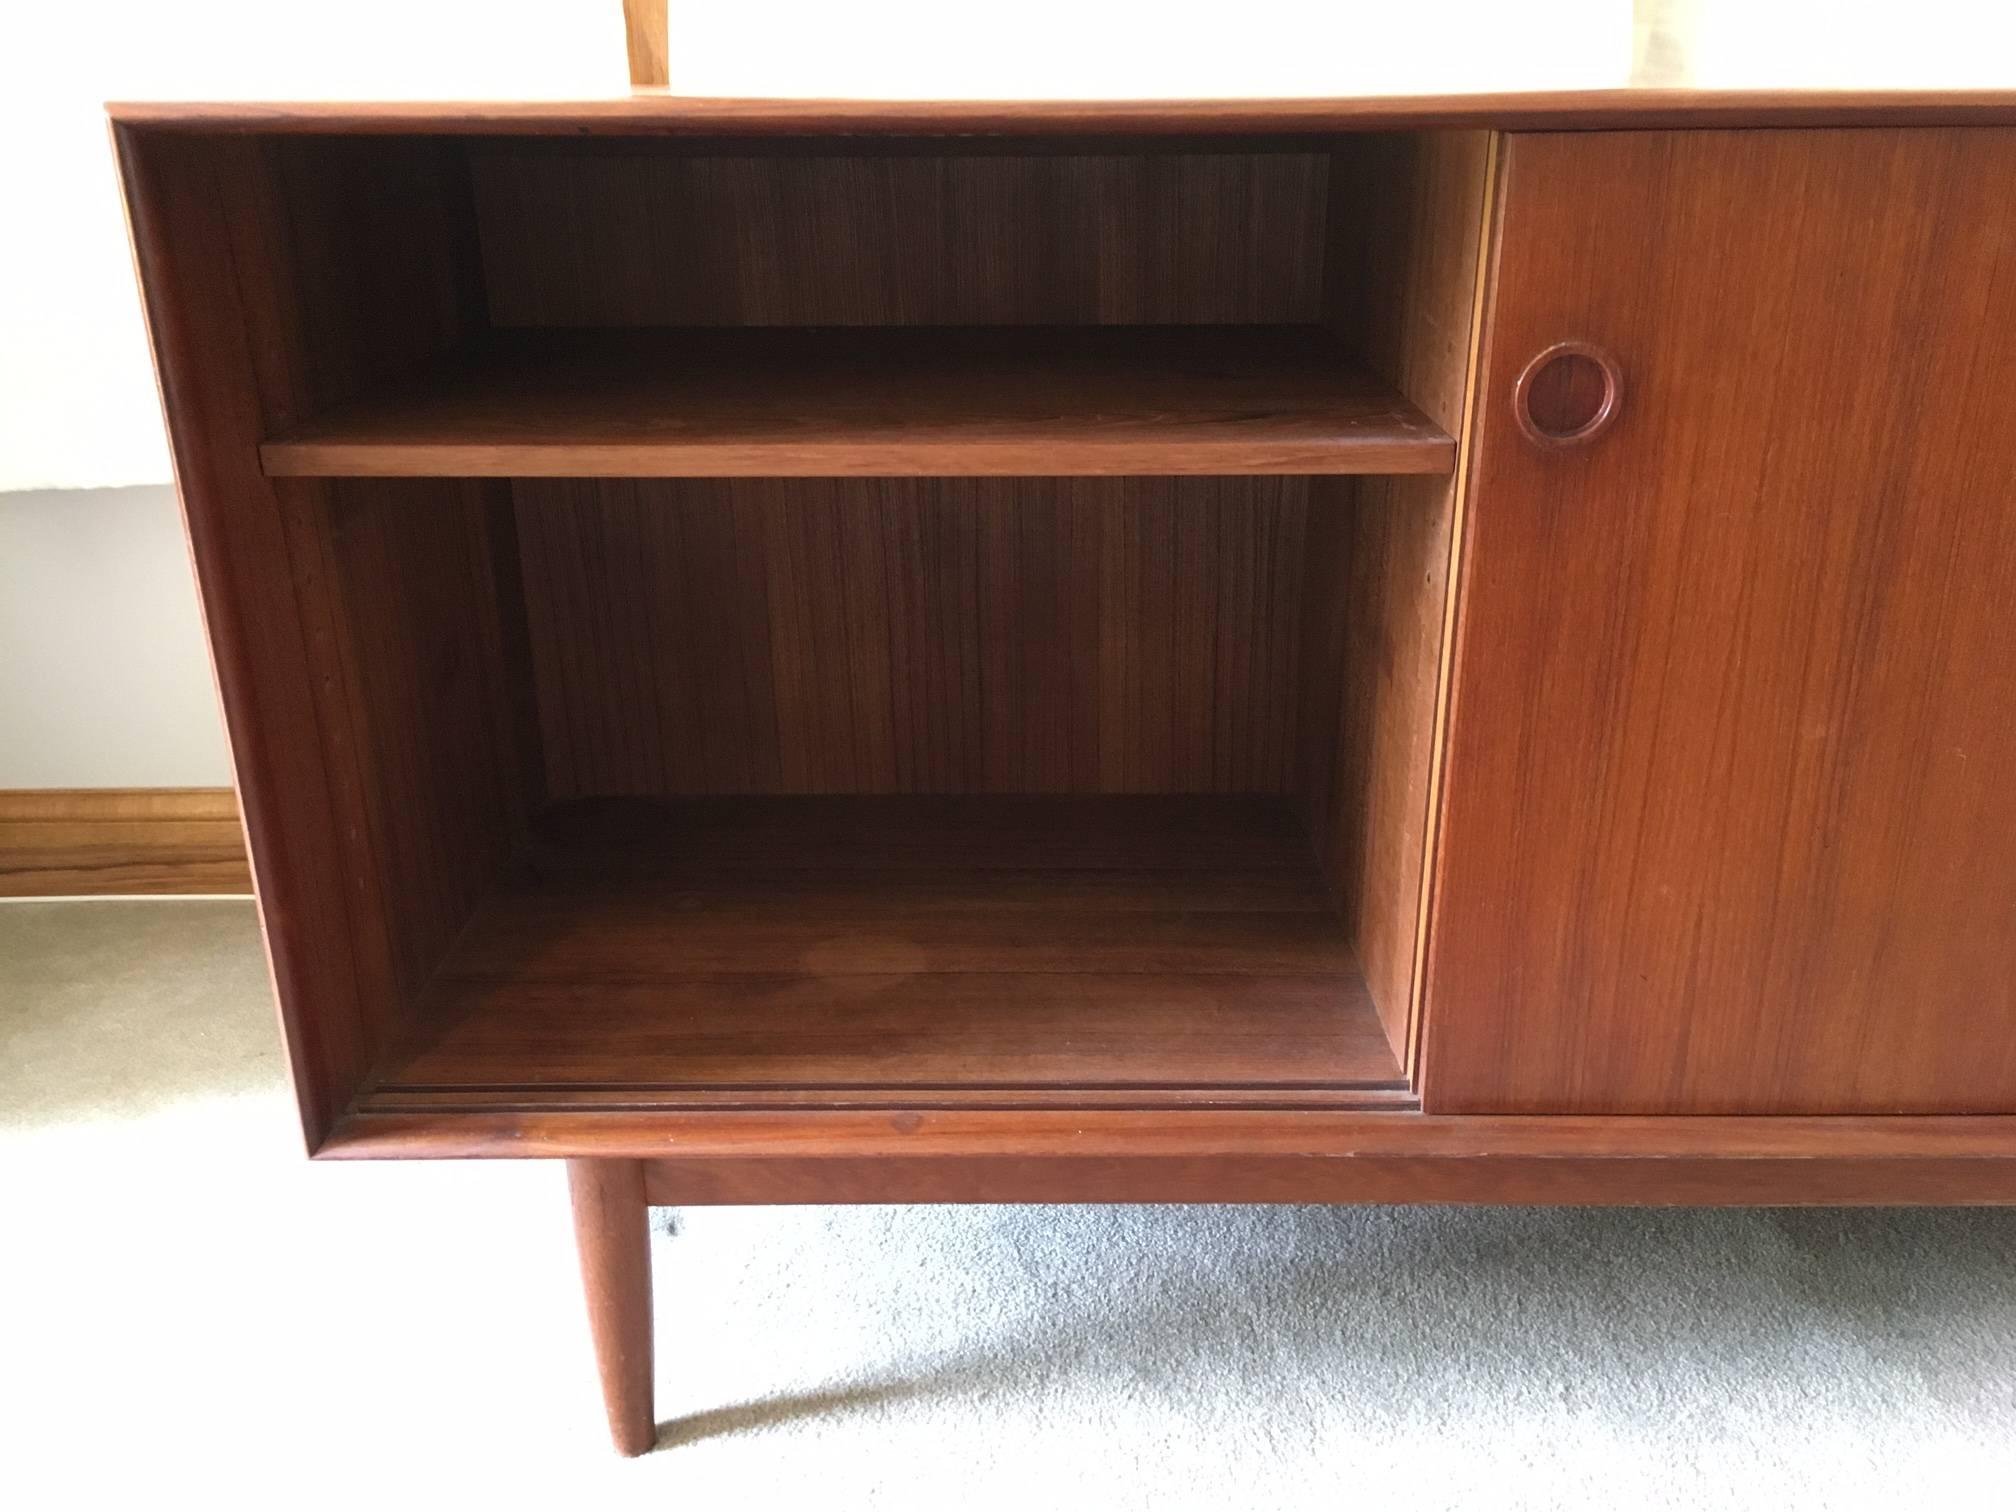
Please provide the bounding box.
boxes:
[115,130,528,1145]
[513,477,1306,797]
[281,478,530,999]
[469,148,1328,327]
[114,131,372,1145]
[1424,127,2016,1114]
[1303,131,1493,1061]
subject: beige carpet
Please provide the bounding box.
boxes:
[4,899,2013,1509]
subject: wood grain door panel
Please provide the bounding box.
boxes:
[1423,128,2016,1114]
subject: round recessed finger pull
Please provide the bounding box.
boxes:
[1514,341,1623,449]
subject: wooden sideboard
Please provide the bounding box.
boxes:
[112,87,2016,1455]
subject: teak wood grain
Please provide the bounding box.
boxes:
[104,91,2016,136]
[1299,131,1494,1062]
[633,1151,2016,1208]
[328,1109,2016,1161]
[289,477,529,996]
[567,1159,655,1455]
[115,130,531,1146]
[326,1109,2016,1205]
[468,148,1329,328]
[365,797,1403,1111]
[511,477,1312,799]
[114,101,2016,1211]
[259,327,1452,479]
[1422,127,2016,1115]
[116,131,406,1146]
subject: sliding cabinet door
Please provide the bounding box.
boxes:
[1423,128,2016,1114]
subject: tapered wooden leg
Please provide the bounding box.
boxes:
[567,1158,656,1455]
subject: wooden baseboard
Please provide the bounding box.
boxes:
[0,788,252,896]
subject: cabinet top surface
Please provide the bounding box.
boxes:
[104,88,2016,135]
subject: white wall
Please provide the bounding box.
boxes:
[0,487,231,787]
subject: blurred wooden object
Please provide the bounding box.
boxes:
[622,0,668,88]
[1633,0,1705,86]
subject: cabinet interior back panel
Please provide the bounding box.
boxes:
[513,477,1310,797]
[469,149,1329,326]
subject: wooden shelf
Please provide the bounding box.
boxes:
[260,326,1455,479]
[361,796,1408,1113]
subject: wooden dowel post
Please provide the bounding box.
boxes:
[621,0,670,88]
[568,1158,656,1454]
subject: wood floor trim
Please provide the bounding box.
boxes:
[0,787,252,896]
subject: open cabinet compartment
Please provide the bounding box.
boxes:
[117,125,1491,1143]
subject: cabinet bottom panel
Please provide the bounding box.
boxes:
[360,795,1407,1114]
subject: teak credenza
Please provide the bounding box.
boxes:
[112,89,2016,1455]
